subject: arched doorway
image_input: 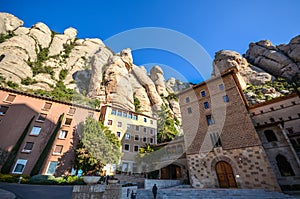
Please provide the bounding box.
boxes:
[215,161,237,188]
[161,164,182,179]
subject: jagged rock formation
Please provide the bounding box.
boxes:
[166,77,191,93]
[0,13,23,34]
[212,35,300,105]
[0,12,184,120]
[212,50,272,87]
[246,36,300,81]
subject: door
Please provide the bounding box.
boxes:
[216,161,237,188]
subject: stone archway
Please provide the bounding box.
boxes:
[215,161,237,188]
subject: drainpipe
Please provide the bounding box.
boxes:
[278,123,300,166]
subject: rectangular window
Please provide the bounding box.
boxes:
[117,132,121,137]
[53,145,63,155]
[64,118,72,126]
[134,135,139,141]
[4,94,16,102]
[30,126,41,136]
[133,115,138,120]
[68,107,76,115]
[125,133,130,140]
[108,120,113,125]
[117,111,122,116]
[150,138,154,144]
[187,107,192,114]
[0,105,8,115]
[22,142,34,153]
[150,129,154,134]
[223,95,229,103]
[42,102,52,111]
[219,84,225,90]
[143,137,147,143]
[185,97,190,103]
[143,137,147,142]
[134,145,139,152]
[206,115,214,125]
[37,113,47,122]
[150,120,153,125]
[46,161,58,175]
[124,144,130,151]
[128,113,132,119]
[58,130,68,139]
[144,118,147,123]
[111,109,116,115]
[204,102,209,109]
[144,128,147,133]
[117,121,122,127]
[12,159,27,174]
[210,133,222,147]
[201,91,206,97]
[135,126,140,131]
[127,124,131,129]
[123,112,127,117]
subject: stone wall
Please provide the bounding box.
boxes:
[144,179,183,190]
[187,145,280,191]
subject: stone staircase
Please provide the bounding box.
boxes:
[135,188,299,199]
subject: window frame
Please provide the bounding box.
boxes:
[124,133,130,140]
[64,118,72,126]
[204,101,209,109]
[68,107,76,115]
[29,126,42,136]
[36,113,47,122]
[206,115,215,125]
[12,159,27,174]
[124,144,130,151]
[22,142,34,153]
[4,94,16,103]
[42,102,52,111]
[58,130,68,139]
[0,105,9,115]
[53,145,63,155]
[45,161,58,175]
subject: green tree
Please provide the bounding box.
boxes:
[74,117,121,175]
[156,104,179,143]
[133,94,141,113]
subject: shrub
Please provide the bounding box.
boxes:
[6,81,19,89]
[0,174,30,183]
[21,77,37,85]
[0,32,14,43]
[29,175,58,184]
[59,69,68,80]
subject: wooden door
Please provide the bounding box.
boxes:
[216,161,237,188]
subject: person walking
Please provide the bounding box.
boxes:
[152,184,158,199]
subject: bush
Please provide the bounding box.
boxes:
[29,174,84,185]
[6,81,19,89]
[21,77,37,85]
[0,174,30,183]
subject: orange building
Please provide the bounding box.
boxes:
[0,87,100,176]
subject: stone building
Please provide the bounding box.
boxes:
[249,93,300,187]
[178,70,280,191]
[0,87,101,176]
[99,105,157,174]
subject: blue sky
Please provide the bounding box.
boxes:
[1,0,300,83]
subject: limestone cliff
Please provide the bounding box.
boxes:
[0,12,184,121]
[212,35,300,104]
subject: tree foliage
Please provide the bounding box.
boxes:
[133,94,141,113]
[156,104,180,143]
[74,117,121,175]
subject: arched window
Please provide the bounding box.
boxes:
[276,154,295,176]
[264,130,278,142]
